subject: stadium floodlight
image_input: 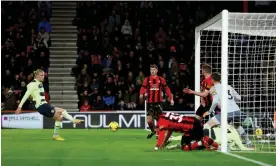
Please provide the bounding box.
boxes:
[195,10,276,153]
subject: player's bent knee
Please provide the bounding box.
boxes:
[55,107,65,114]
[206,120,216,128]
[54,115,63,121]
[147,116,153,122]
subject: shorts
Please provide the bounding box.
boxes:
[182,119,204,145]
[37,103,56,118]
[196,105,210,118]
[147,103,163,119]
[211,110,245,125]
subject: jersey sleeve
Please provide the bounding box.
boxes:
[139,77,148,95]
[210,86,217,96]
[209,86,219,113]
[18,83,35,108]
[161,77,173,101]
[230,86,241,102]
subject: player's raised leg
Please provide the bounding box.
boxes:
[52,107,83,141]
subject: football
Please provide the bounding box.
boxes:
[255,128,263,138]
[109,121,119,132]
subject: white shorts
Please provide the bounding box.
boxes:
[211,110,243,125]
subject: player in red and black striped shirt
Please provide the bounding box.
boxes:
[139,64,174,139]
[184,64,214,118]
[154,112,219,151]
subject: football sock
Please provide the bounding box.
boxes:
[156,127,160,136]
[148,121,155,132]
[229,125,249,150]
[205,136,219,149]
[236,125,251,144]
[156,130,165,147]
[53,121,62,136]
[62,109,74,122]
[182,142,200,151]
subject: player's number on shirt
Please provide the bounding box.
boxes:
[165,112,183,123]
[228,90,233,100]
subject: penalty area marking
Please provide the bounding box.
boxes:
[222,152,272,166]
[234,151,276,154]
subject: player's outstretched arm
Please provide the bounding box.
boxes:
[16,83,34,114]
[208,91,219,114]
[183,88,209,98]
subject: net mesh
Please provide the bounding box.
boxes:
[198,12,276,152]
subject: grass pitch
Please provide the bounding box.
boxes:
[1,129,275,166]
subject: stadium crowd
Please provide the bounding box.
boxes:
[1,1,52,111]
[72,2,233,111]
[1,1,273,112]
[72,1,275,112]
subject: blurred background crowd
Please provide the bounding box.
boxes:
[2,1,52,110]
[71,1,239,111]
[1,1,274,111]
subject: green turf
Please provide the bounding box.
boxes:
[1,129,275,166]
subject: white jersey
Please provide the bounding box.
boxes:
[209,83,241,113]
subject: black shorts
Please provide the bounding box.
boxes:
[147,103,163,119]
[37,103,56,118]
[181,118,203,145]
[196,105,209,116]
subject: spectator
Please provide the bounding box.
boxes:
[12,75,21,90]
[102,55,114,71]
[103,89,115,110]
[27,29,37,46]
[125,87,138,110]
[104,76,116,93]
[38,1,52,18]
[4,89,16,110]
[126,71,135,85]
[90,88,99,104]
[108,10,121,30]
[1,102,6,111]
[80,90,90,105]
[90,78,99,90]
[94,95,104,110]
[136,71,145,85]
[33,33,48,49]
[80,100,92,112]
[76,69,91,91]
[176,98,186,111]
[39,27,49,43]
[121,20,132,36]
[38,17,51,33]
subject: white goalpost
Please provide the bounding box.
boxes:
[144,100,150,131]
[195,10,276,153]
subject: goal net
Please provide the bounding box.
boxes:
[195,10,276,152]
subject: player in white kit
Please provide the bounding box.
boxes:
[15,69,83,141]
[204,72,252,148]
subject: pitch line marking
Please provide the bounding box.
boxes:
[234,151,276,154]
[223,152,272,166]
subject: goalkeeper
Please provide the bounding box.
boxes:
[15,69,84,141]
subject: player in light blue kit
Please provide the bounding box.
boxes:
[15,69,83,141]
